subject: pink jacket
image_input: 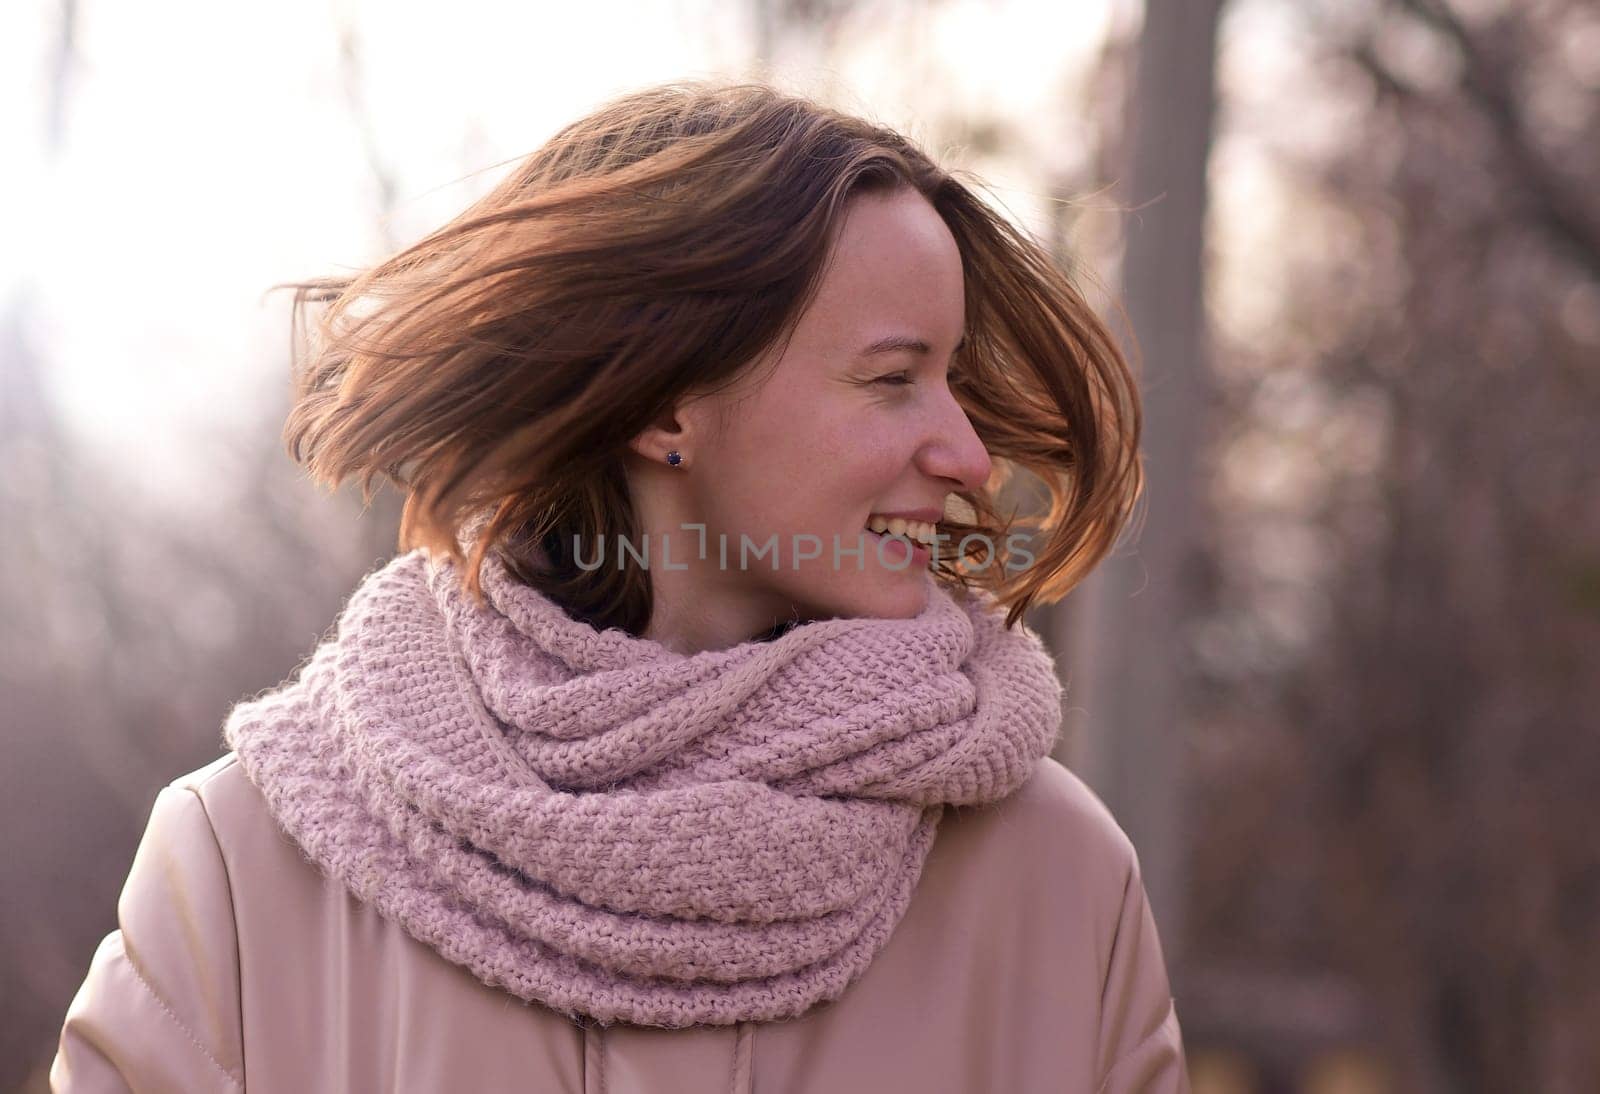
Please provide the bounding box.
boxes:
[51,752,1189,1092]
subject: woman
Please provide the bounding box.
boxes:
[51,80,1189,1092]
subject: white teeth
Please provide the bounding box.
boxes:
[865,516,938,546]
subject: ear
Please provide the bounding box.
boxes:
[627,392,709,465]
[627,420,685,465]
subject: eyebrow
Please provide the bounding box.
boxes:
[856,332,968,358]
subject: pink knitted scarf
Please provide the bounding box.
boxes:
[222,542,1064,1028]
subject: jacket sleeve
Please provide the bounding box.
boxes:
[51,784,245,1093]
[1094,851,1191,1094]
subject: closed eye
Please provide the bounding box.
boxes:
[874,371,914,386]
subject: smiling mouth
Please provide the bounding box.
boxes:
[860,527,938,563]
[862,516,942,548]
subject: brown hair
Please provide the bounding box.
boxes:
[274,79,1143,634]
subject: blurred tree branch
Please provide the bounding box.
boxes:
[1346,0,1600,280]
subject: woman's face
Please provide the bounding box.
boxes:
[630,186,993,647]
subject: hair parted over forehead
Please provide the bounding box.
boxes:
[273,79,1144,636]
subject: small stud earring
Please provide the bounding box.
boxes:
[666,450,684,468]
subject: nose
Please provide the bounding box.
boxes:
[916,385,993,493]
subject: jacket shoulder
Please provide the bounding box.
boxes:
[928,755,1149,976]
[1013,761,1189,1091]
[168,752,243,794]
[169,753,284,854]
[1017,756,1135,842]
[52,758,247,1091]
[940,758,1189,1090]
[957,756,1139,875]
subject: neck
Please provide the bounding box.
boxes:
[641,563,808,654]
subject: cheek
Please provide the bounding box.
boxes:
[725,386,913,498]
[726,392,807,455]
[845,407,914,458]
[811,424,910,495]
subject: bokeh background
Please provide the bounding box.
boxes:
[4,0,1598,1090]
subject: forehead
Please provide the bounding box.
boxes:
[793,189,966,349]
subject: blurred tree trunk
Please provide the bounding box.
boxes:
[1055,0,1225,981]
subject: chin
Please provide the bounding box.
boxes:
[772,564,933,626]
[838,569,932,621]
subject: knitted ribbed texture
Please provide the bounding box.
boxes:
[222,542,1065,1028]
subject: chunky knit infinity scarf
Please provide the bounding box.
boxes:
[222,542,1065,1028]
